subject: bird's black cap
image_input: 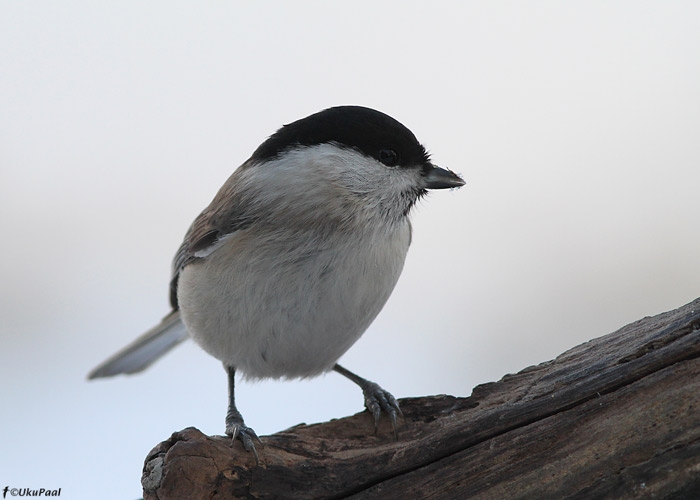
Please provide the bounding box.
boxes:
[250,105,431,168]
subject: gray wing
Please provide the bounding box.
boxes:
[169,166,255,309]
[89,164,255,379]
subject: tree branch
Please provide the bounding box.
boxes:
[142,297,700,499]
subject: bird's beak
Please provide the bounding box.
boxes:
[424,165,465,189]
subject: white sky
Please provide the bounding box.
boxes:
[2,2,699,498]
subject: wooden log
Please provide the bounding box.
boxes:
[142,297,700,499]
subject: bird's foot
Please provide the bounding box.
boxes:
[333,364,403,439]
[226,414,262,463]
[361,381,402,439]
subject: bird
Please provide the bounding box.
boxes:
[88,105,464,460]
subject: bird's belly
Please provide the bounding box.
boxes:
[177,225,410,379]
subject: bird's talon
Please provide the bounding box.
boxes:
[361,383,401,437]
[333,365,403,439]
[226,422,261,464]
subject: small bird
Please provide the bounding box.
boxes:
[88,106,464,459]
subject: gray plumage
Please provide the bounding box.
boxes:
[88,106,464,457]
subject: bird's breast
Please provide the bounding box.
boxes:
[177,221,411,379]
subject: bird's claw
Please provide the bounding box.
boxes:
[226,420,262,463]
[362,381,402,439]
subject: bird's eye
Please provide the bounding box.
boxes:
[379,148,399,166]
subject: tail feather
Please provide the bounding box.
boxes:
[88,311,189,379]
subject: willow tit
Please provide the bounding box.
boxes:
[88,106,464,459]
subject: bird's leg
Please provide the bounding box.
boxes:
[333,363,402,439]
[224,364,262,462]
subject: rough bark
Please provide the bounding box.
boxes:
[142,297,700,500]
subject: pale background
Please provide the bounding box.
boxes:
[2,2,699,498]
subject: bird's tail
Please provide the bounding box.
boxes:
[87,310,189,379]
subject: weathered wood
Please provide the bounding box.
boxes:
[142,297,700,500]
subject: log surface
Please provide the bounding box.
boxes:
[142,297,700,500]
